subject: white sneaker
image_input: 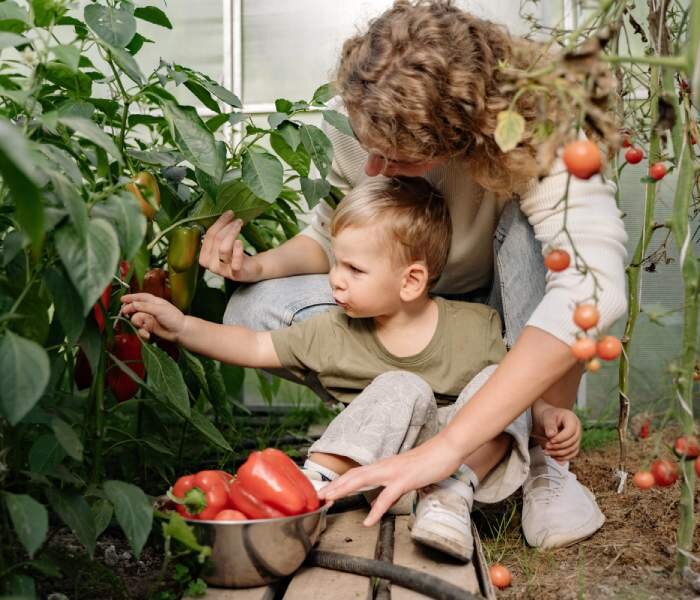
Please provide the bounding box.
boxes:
[522,446,605,549]
[300,467,333,493]
[409,477,474,562]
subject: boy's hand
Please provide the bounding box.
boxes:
[200,211,263,282]
[120,293,185,342]
[536,404,582,462]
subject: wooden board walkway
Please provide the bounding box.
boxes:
[204,506,490,599]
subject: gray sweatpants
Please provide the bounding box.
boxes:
[309,365,531,504]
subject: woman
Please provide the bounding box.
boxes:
[203,0,627,545]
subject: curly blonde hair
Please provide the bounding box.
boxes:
[336,0,547,197]
[331,177,451,288]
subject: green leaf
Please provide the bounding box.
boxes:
[0,31,27,49]
[50,417,83,462]
[84,3,135,48]
[133,6,172,29]
[323,110,354,137]
[162,101,219,178]
[184,80,220,113]
[162,513,211,558]
[103,481,153,559]
[49,172,87,239]
[215,179,270,222]
[32,0,67,27]
[0,332,50,425]
[127,149,181,167]
[270,131,310,177]
[0,119,44,249]
[57,116,121,160]
[182,349,209,397]
[44,267,84,343]
[199,80,241,108]
[0,1,30,33]
[51,44,79,71]
[39,144,82,185]
[188,410,232,452]
[300,177,331,209]
[108,45,144,85]
[494,110,525,153]
[241,150,283,203]
[92,498,113,538]
[54,218,119,316]
[312,83,335,105]
[46,489,96,558]
[28,433,65,473]
[195,141,225,201]
[44,62,92,96]
[267,112,288,129]
[300,124,333,178]
[4,492,48,558]
[91,192,147,262]
[142,343,190,417]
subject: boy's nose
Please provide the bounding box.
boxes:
[329,268,345,292]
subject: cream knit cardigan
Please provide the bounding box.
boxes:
[300,111,628,346]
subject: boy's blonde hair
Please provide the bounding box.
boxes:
[330,177,451,287]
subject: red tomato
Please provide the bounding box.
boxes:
[544,249,570,272]
[597,336,622,361]
[573,304,600,331]
[650,459,678,487]
[571,337,597,361]
[586,358,602,373]
[632,471,655,490]
[695,457,700,478]
[562,140,602,179]
[649,163,667,181]
[214,509,247,521]
[639,420,650,439]
[622,136,633,148]
[489,564,512,589]
[674,436,700,459]
[625,147,644,164]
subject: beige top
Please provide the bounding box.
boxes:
[301,99,629,345]
[270,297,506,406]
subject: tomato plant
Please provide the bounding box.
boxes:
[632,471,655,490]
[650,459,679,487]
[573,304,600,331]
[649,162,667,181]
[489,564,512,589]
[624,147,644,164]
[562,140,602,179]
[674,436,700,459]
[571,337,597,361]
[596,336,623,361]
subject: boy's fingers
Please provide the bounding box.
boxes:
[231,240,244,272]
[200,211,234,264]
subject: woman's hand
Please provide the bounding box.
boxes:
[534,402,582,462]
[318,434,464,527]
[120,293,185,342]
[199,211,263,282]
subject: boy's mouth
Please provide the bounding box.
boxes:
[333,297,349,310]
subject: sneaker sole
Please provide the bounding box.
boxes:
[532,486,606,549]
[409,517,473,562]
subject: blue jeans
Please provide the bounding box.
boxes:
[223,202,546,394]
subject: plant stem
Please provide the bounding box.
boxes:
[601,53,686,68]
[89,350,106,486]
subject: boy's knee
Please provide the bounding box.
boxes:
[372,371,433,402]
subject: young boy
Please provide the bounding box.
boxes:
[121,177,581,562]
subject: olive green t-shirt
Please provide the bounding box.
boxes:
[270,297,506,406]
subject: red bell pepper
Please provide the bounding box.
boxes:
[171,470,230,520]
[106,333,145,402]
[232,448,319,518]
[214,509,247,521]
[142,267,171,301]
[228,478,285,520]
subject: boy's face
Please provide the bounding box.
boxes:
[329,225,405,318]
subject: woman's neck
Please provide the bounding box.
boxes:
[373,296,439,357]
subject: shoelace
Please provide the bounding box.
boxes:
[525,471,568,505]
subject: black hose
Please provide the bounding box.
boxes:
[306,550,480,600]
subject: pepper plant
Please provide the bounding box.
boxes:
[0,0,346,595]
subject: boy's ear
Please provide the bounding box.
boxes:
[400,262,430,302]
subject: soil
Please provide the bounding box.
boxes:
[476,431,700,600]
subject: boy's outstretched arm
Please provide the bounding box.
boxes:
[120,293,282,369]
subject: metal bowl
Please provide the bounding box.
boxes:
[189,502,331,588]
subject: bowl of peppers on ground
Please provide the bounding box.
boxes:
[166,449,330,587]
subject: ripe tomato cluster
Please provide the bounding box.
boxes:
[568,303,622,369]
[169,448,320,521]
[633,436,700,491]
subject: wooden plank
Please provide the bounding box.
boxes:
[472,523,496,600]
[203,584,276,600]
[283,509,379,600]
[390,516,480,599]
